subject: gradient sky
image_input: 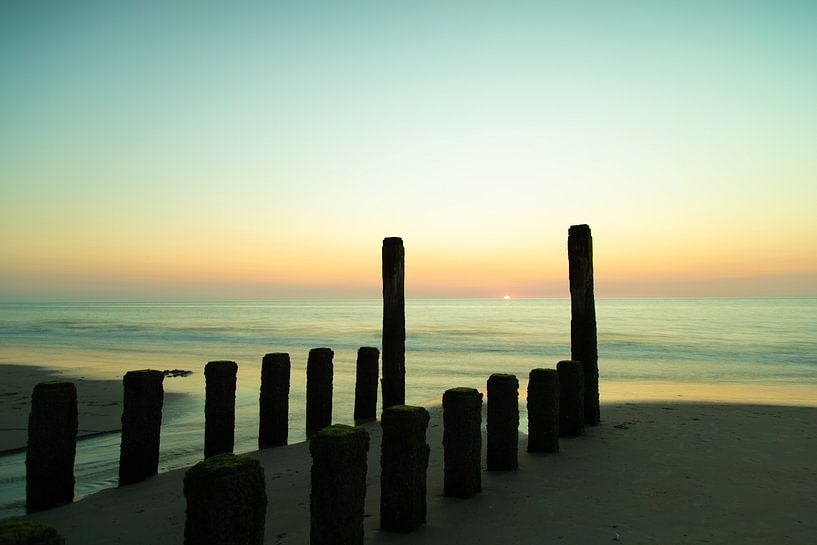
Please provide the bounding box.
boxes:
[1,1,816,300]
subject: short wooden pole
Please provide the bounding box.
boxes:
[119,369,164,485]
[527,369,559,453]
[486,373,519,471]
[442,387,483,498]
[305,348,334,433]
[557,360,585,436]
[204,361,237,458]
[259,352,290,448]
[353,347,379,420]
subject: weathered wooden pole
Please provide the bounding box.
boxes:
[118,369,164,485]
[568,223,599,424]
[183,453,267,545]
[354,347,379,420]
[526,368,559,453]
[305,348,334,434]
[204,360,237,458]
[486,374,519,471]
[380,405,430,532]
[259,352,290,448]
[310,425,370,545]
[26,382,77,513]
[557,360,585,436]
[442,387,483,498]
[381,236,405,409]
[0,517,65,544]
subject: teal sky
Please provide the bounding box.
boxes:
[1,1,816,300]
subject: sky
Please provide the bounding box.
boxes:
[1,1,816,300]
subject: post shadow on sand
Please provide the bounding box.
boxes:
[486,373,519,471]
[568,224,599,425]
[204,361,237,459]
[381,237,405,410]
[380,405,430,532]
[118,369,164,486]
[310,424,370,545]
[259,352,290,449]
[26,381,78,513]
[305,348,334,435]
[526,368,559,453]
[442,387,483,498]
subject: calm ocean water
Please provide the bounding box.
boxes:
[1,298,816,516]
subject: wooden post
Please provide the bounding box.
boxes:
[442,387,482,498]
[526,369,559,453]
[380,405,430,532]
[569,224,599,424]
[26,382,77,513]
[259,352,290,448]
[119,369,164,485]
[305,348,334,434]
[204,361,237,458]
[381,237,405,409]
[310,425,370,545]
[0,517,65,544]
[183,453,267,545]
[354,347,379,420]
[557,360,585,436]
[486,374,519,471]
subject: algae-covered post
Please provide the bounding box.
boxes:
[568,223,599,424]
[380,405,430,532]
[26,381,77,513]
[527,368,559,453]
[354,347,380,420]
[305,348,334,433]
[309,424,370,545]
[487,373,519,471]
[183,453,267,545]
[557,360,585,436]
[381,237,405,409]
[259,352,290,448]
[118,369,164,486]
[0,517,66,545]
[204,361,238,458]
[442,387,483,498]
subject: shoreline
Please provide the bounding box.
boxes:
[23,399,817,545]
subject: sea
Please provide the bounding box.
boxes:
[1,298,816,517]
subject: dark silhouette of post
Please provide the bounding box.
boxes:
[557,360,585,436]
[569,223,599,425]
[0,517,65,544]
[183,453,267,545]
[380,405,430,532]
[305,348,334,434]
[259,352,290,448]
[310,425,370,545]
[119,369,164,485]
[381,237,405,409]
[204,361,237,458]
[486,374,519,471]
[26,382,77,513]
[527,369,559,453]
[354,347,379,420]
[442,387,482,498]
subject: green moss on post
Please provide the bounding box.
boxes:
[309,425,369,545]
[259,353,290,448]
[527,369,559,453]
[353,347,379,420]
[305,348,334,434]
[183,453,267,545]
[26,382,77,513]
[119,369,164,486]
[380,405,430,532]
[557,360,585,436]
[204,361,238,458]
[442,387,483,498]
[0,517,65,545]
[487,373,519,471]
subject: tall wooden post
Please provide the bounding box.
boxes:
[381,237,405,409]
[568,224,599,425]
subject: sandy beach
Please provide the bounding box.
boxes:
[18,391,817,545]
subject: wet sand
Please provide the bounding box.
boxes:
[25,398,817,545]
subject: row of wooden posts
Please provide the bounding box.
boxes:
[15,225,598,544]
